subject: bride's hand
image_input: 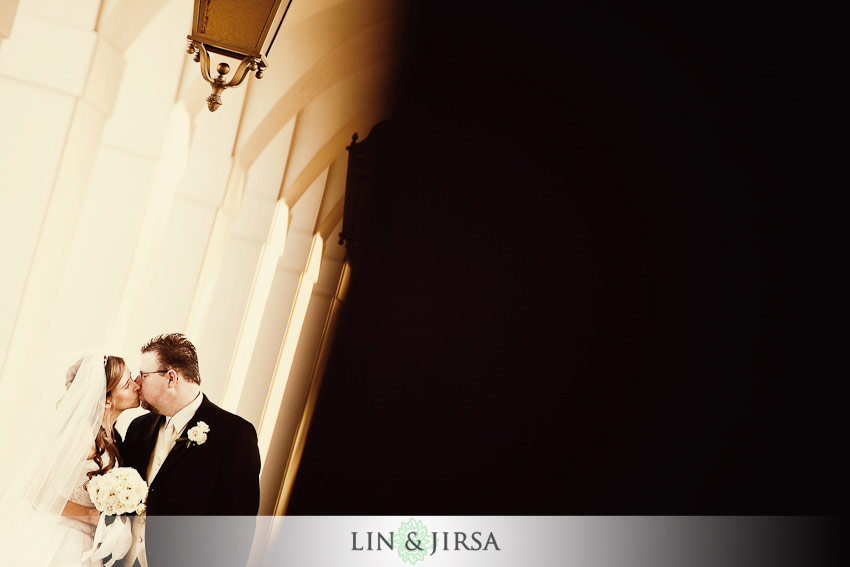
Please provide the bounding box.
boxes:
[61,501,101,525]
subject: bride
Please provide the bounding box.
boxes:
[0,354,140,567]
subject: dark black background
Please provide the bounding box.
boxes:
[287,2,841,514]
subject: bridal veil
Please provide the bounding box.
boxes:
[0,354,106,566]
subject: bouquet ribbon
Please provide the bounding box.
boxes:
[81,514,133,567]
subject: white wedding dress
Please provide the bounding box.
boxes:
[46,457,108,567]
[0,355,111,567]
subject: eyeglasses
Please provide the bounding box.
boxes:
[137,369,170,381]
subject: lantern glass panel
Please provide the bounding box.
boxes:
[194,0,280,54]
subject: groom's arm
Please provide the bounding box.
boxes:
[220,419,261,515]
[204,419,260,567]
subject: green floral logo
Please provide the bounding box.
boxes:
[393,518,433,564]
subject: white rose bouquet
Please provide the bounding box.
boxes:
[87,466,148,515]
[82,466,148,567]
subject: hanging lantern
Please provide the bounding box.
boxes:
[186,0,293,111]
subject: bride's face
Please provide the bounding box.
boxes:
[111,367,140,412]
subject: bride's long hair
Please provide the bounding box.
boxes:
[66,355,124,482]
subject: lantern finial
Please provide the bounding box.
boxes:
[187,41,265,112]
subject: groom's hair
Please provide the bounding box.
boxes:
[142,333,201,384]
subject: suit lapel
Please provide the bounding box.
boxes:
[152,395,212,486]
[135,414,165,482]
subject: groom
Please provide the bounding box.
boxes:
[118,333,260,567]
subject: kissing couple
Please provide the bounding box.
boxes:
[0,333,261,567]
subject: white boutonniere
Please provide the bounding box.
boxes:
[176,421,210,449]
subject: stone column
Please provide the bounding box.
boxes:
[0,0,18,48]
[262,223,348,515]
[0,3,124,390]
[186,116,296,403]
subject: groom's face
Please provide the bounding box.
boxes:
[137,350,169,414]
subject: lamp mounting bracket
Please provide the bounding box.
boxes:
[187,39,267,112]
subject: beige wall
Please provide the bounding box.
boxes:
[0,0,401,514]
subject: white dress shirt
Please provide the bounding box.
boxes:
[126,392,203,567]
[146,392,203,484]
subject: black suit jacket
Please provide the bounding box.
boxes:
[118,395,261,567]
